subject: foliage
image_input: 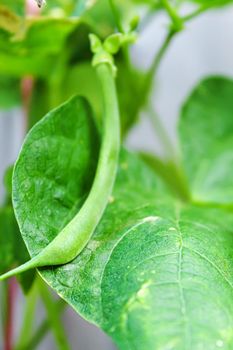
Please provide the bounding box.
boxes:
[1,0,233,349]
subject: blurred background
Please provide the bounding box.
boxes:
[1,4,233,349]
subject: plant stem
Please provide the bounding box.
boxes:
[38,279,70,350]
[108,0,133,76]
[141,30,175,161]
[141,152,190,202]
[182,6,207,22]
[146,30,175,95]
[21,300,66,350]
[4,279,17,350]
[161,0,183,31]
[15,283,38,350]
[147,104,175,160]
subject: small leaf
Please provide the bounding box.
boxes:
[89,33,103,53]
[179,76,233,204]
[104,34,122,55]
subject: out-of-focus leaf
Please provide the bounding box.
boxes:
[179,76,233,204]
[28,79,51,128]
[0,17,82,77]
[60,61,147,136]
[42,0,98,16]
[13,95,100,265]
[0,6,22,33]
[117,62,147,136]
[28,59,147,133]
[0,1,25,17]
[73,0,98,16]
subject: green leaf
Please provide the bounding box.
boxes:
[0,5,22,33]
[0,1,24,17]
[13,95,100,261]
[0,17,82,77]
[41,0,98,16]
[72,0,98,16]
[179,76,233,204]
[12,133,233,348]
[116,62,147,136]
[98,202,233,349]
[60,61,147,136]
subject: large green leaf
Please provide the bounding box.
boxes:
[98,200,233,349]
[11,77,233,348]
[13,138,233,348]
[13,95,99,258]
[179,77,233,204]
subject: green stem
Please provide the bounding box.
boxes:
[145,30,175,98]
[182,7,207,22]
[19,300,66,350]
[108,0,134,78]
[140,152,190,202]
[15,283,38,350]
[0,62,120,279]
[147,104,175,161]
[182,2,224,22]
[140,30,176,161]
[161,0,183,31]
[38,279,70,350]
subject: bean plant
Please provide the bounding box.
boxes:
[0,0,233,349]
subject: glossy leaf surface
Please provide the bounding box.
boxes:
[11,70,233,349]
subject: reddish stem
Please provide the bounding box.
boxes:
[21,77,34,132]
[4,279,18,350]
